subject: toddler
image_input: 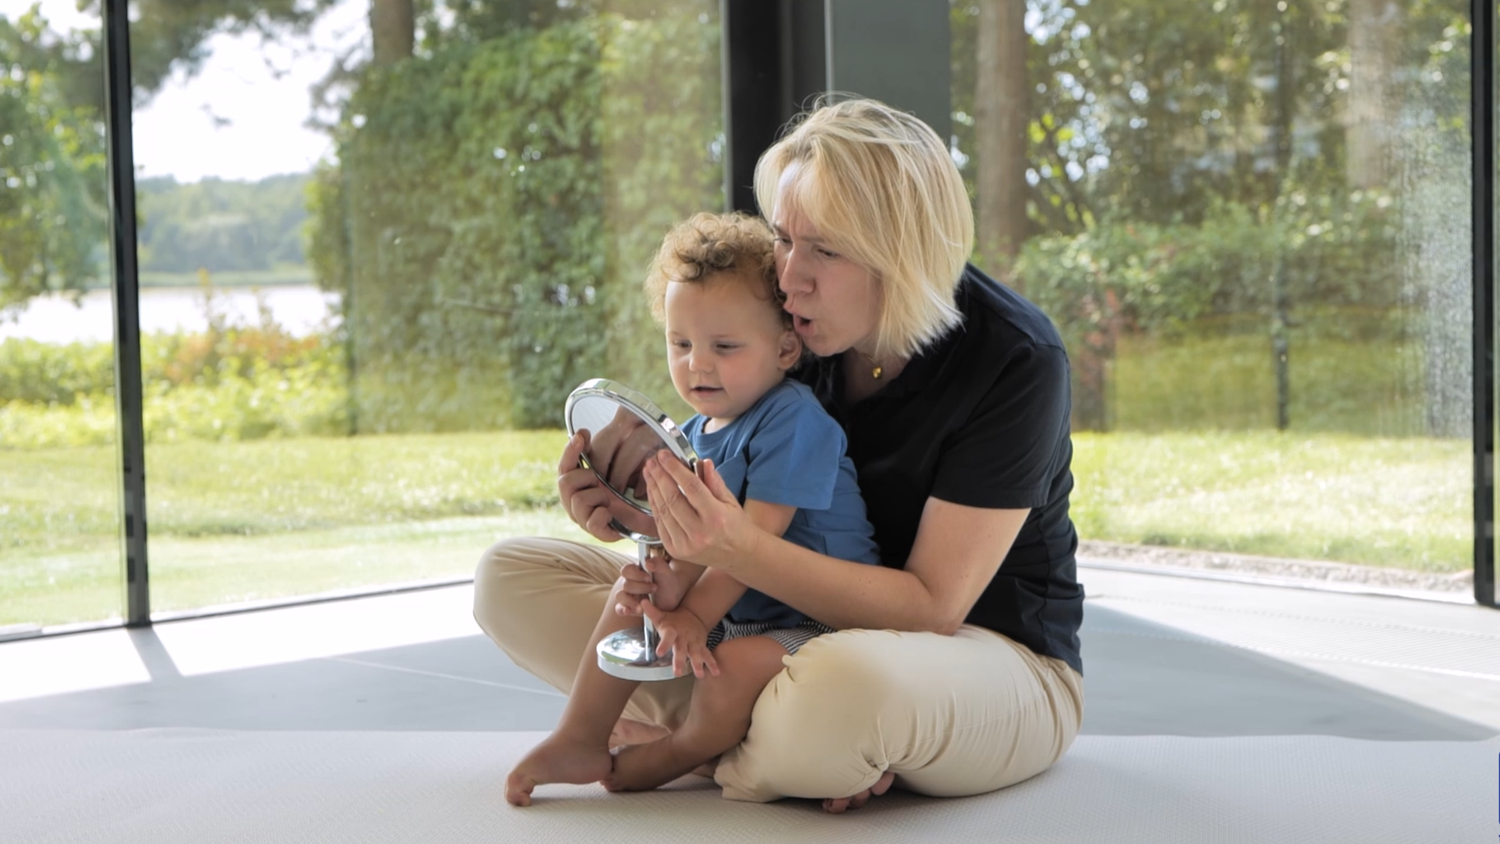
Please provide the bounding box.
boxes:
[505,212,879,805]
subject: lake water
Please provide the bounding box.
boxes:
[0,286,341,344]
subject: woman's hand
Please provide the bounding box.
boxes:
[583,407,667,498]
[556,429,657,542]
[643,454,758,571]
[558,430,622,541]
[639,602,719,679]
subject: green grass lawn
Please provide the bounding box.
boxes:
[1109,319,1440,436]
[1070,430,1470,571]
[1,305,1476,625]
[1,431,580,626]
[0,427,1473,627]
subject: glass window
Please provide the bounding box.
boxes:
[952,0,1473,590]
[129,0,722,614]
[0,0,120,628]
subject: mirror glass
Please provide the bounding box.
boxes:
[565,380,698,541]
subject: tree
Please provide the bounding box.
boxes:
[135,174,312,274]
[1346,0,1403,189]
[371,0,414,65]
[0,10,107,315]
[973,0,1029,289]
[0,0,340,311]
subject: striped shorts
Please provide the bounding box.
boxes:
[705,618,838,655]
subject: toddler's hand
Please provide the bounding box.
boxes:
[614,547,691,614]
[641,602,719,679]
[644,547,693,611]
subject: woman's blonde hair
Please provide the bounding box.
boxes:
[754,97,973,360]
[644,212,786,326]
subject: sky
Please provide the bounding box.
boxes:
[1,0,368,183]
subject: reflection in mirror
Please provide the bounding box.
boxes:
[569,397,662,511]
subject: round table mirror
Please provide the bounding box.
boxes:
[565,379,699,681]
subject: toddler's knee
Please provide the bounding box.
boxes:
[695,644,775,702]
[690,671,752,722]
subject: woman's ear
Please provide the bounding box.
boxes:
[777,328,802,370]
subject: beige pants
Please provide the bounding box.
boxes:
[473,536,1084,802]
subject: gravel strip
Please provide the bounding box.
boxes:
[1077,540,1475,595]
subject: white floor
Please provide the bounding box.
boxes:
[0,566,1495,738]
[2,570,1497,843]
[5,727,1494,844]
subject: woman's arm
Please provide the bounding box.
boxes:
[644,454,1028,634]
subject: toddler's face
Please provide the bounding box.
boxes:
[663,272,801,430]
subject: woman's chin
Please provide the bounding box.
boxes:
[804,337,845,358]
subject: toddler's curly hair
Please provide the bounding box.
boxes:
[644,212,787,326]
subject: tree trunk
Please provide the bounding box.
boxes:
[371,0,415,67]
[1271,3,1295,430]
[1346,0,1401,189]
[975,0,1029,290]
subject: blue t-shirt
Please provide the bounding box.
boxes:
[680,379,880,628]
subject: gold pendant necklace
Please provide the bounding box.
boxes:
[855,350,883,380]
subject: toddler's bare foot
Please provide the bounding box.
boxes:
[602,739,696,792]
[822,771,895,814]
[609,717,671,750]
[505,735,614,806]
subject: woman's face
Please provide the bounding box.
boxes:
[771,165,882,359]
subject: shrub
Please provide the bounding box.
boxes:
[306,13,720,432]
[0,337,115,405]
[1018,193,1403,430]
[0,281,350,449]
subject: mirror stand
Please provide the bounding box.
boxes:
[596,539,678,681]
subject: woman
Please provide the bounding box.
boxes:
[475,97,1084,811]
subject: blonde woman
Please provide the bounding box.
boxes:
[476,97,1084,811]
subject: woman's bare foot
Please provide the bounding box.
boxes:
[602,739,696,792]
[822,771,895,814]
[505,735,614,806]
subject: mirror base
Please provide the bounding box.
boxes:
[597,628,678,681]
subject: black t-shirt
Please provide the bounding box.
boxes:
[795,263,1084,674]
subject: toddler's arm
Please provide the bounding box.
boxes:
[648,499,795,676]
[621,499,789,620]
[674,499,795,633]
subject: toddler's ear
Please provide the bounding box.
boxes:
[777,329,802,370]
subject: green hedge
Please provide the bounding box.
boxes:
[0,329,348,449]
[1015,193,1434,432]
[1020,195,1401,340]
[307,13,718,432]
[0,287,349,448]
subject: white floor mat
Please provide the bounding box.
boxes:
[2,729,1494,843]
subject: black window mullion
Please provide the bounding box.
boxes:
[1473,0,1496,608]
[101,0,150,625]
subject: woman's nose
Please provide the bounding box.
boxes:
[779,249,814,296]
